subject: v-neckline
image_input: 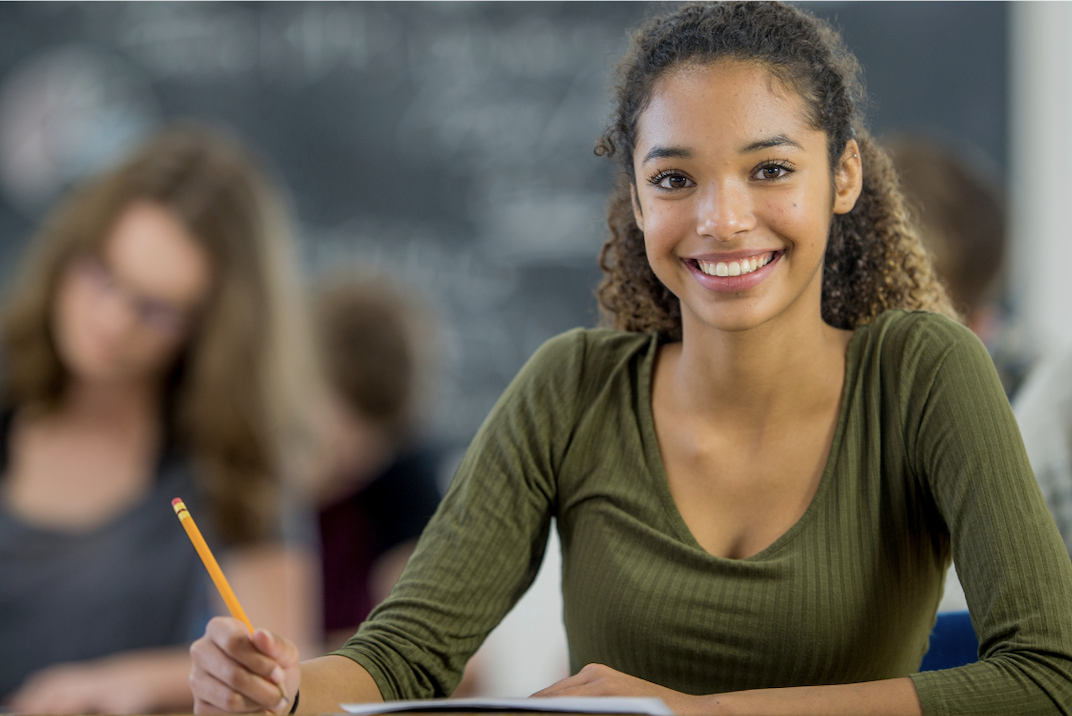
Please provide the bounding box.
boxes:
[636,329,862,562]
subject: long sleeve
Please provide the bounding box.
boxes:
[331,329,589,699]
[902,316,1072,714]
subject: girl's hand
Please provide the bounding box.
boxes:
[7,660,155,714]
[6,648,195,714]
[189,616,300,714]
[532,663,706,715]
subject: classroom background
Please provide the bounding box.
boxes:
[0,0,1069,700]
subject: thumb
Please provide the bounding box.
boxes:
[252,628,298,666]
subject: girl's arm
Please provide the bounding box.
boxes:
[901,317,1072,713]
[190,330,591,711]
[6,648,196,714]
[535,664,922,716]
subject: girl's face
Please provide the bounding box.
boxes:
[53,201,212,387]
[631,60,861,336]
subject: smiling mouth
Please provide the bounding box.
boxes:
[691,251,781,277]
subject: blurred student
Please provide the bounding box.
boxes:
[313,277,443,652]
[885,133,1032,398]
[0,123,322,713]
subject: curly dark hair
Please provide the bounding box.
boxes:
[596,1,958,339]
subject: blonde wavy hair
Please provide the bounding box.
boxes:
[0,123,322,544]
[596,1,959,340]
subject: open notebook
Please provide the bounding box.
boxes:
[341,697,674,716]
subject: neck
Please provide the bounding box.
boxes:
[671,302,851,427]
[57,376,162,428]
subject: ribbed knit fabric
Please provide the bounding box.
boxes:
[334,310,1072,714]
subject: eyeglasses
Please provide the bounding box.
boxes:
[71,254,199,337]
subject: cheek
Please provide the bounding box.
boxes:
[641,212,676,270]
[640,202,689,251]
[762,188,832,247]
[52,274,94,354]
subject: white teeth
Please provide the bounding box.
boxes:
[697,252,774,278]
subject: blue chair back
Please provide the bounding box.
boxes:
[919,610,978,671]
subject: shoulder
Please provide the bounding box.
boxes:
[854,309,987,383]
[528,327,653,363]
[491,328,654,437]
[520,327,654,385]
[852,311,1010,456]
[858,308,975,353]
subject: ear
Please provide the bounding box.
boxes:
[630,183,645,232]
[832,139,863,215]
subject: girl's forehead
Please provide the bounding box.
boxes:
[673,59,801,98]
[637,61,814,148]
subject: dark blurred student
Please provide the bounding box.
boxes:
[0,124,322,713]
[313,278,443,651]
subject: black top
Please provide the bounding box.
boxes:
[319,445,443,633]
[0,410,212,700]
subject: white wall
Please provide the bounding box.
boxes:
[469,526,569,697]
[1010,2,1072,355]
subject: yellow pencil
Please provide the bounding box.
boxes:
[173,497,289,709]
[172,497,254,632]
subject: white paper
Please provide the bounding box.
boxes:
[340,696,674,716]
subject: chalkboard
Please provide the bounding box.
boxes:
[0,2,1007,447]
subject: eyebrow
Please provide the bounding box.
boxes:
[641,134,805,165]
[642,146,692,164]
[740,134,804,153]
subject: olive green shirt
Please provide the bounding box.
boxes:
[335,310,1072,714]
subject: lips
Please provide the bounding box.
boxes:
[683,250,784,293]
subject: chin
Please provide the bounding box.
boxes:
[60,346,126,385]
[67,362,128,386]
[682,300,776,336]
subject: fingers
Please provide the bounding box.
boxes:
[190,665,279,714]
[190,617,291,713]
[251,628,299,706]
[535,665,692,714]
[531,664,629,698]
[532,664,601,697]
[206,618,283,678]
[252,628,300,671]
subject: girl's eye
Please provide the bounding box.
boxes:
[649,172,695,190]
[752,162,794,181]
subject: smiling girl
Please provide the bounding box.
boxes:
[188,3,1072,715]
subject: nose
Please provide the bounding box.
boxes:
[695,179,756,240]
